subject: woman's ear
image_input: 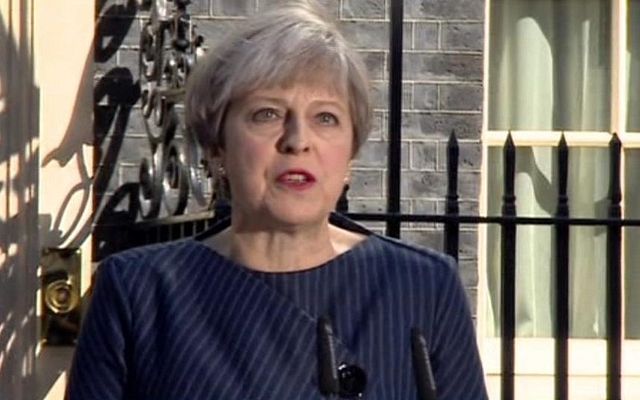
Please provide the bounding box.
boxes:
[205,146,222,174]
[207,145,231,200]
[209,145,223,158]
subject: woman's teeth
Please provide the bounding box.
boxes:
[286,174,307,182]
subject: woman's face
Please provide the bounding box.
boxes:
[217,81,354,230]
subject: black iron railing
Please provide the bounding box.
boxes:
[96,130,637,400]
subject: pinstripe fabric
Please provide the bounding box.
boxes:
[66,215,487,400]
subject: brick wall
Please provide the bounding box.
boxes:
[399,0,484,308]
[94,0,484,304]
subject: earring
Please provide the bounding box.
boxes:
[344,162,353,185]
[218,165,227,177]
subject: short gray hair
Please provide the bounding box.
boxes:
[184,0,372,156]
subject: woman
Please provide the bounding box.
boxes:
[66,1,488,399]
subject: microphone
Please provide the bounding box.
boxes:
[318,316,340,396]
[317,316,367,398]
[411,327,438,400]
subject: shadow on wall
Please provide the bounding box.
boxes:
[0,3,40,400]
[92,0,143,261]
[37,0,141,257]
[0,0,140,398]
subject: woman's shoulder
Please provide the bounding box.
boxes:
[102,238,203,263]
[330,213,457,278]
[373,233,453,263]
[367,233,458,281]
[96,238,218,283]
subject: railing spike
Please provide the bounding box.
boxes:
[557,134,569,210]
[449,129,458,144]
[445,130,460,260]
[502,132,516,215]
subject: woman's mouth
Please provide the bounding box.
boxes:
[276,170,316,189]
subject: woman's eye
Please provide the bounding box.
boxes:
[317,112,338,125]
[252,108,279,122]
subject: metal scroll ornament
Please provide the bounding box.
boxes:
[136,0,211,219]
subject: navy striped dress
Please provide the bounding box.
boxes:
[66,215,488,399]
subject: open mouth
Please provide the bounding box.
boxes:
[284,173,310,182]
[277,170,316,186]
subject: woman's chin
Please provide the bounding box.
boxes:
[257,205,329,230]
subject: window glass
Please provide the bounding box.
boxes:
[489,0,611,131]
[624,149,640,339]
[486,146,609,338]
[627,0,640,131]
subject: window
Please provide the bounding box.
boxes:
[482,0,640,396]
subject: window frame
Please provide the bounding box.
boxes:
[478,0,640,392]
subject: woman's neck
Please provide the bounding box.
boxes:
[207,217,365,272]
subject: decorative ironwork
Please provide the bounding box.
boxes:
[136,0,210,220]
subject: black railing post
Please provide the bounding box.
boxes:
[386,0,403,238]
[501,133,517,400]
[607,133,622,400]
[444,131,460,261]
[554,135,570,400]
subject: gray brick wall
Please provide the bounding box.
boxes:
[94,0,484,302]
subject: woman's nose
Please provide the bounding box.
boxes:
[277,115,311,154]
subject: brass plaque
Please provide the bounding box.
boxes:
[40,248,81,345]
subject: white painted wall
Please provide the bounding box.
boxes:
[0,1,93,398]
